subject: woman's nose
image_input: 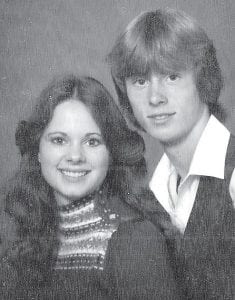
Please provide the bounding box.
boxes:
[67,144,86,163]
[149,76,168,106]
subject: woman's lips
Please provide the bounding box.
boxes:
[60,169,90,178]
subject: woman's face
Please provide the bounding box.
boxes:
[39,99,110,206]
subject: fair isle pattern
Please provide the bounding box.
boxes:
[55,198,119,271]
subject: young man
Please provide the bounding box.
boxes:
[108,8,235,299]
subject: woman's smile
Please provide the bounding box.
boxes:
[39,100,110,206]
[60,170,89,177]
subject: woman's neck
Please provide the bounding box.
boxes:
[54,188,103,209]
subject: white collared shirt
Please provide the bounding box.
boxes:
[149,115,235,233]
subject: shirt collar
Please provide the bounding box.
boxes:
[150,115,230,194]
[149,153,173,213]
[189,115,230,179]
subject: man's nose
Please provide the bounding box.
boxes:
[148,76,168,106]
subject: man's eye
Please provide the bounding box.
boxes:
[86,138,101,147]
[132,77,149,86]
[51,137,66,145]
[166,74,180,82]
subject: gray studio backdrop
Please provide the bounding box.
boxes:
[0,0,234,182]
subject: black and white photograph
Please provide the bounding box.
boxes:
[0,0,234,299]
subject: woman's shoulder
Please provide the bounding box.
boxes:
[105,191,169,248]
[0,203,19,297]
[112,217,165,246]
[119,217,159,230]
[106,194,141,221]
[107,217,167,265]
[105,218,181,300]
[0,202,17,255]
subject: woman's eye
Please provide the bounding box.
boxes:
[86,138,101,147]
[166,74,180,82]
[51,137,66,145]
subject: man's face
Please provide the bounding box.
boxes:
[125,70,209,146]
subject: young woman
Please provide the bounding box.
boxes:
[0,75,180,299]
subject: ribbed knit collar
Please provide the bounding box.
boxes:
[58,189,103,213]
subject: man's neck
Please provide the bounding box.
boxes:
[163,111,210,180]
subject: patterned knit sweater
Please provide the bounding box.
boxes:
[0,190,138,299]
[55,190,119,272]
[28,191,122,299]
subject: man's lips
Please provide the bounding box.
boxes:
[147,112,176,122]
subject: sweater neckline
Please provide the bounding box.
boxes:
[58,189,103,213]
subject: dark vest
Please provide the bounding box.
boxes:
[173,135,235,299]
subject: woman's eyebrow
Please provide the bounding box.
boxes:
[84,132,102,138]
[47,131,67,136]
[45,132,68,140]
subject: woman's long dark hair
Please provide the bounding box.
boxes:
[1,75,151,288]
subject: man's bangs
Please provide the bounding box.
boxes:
[123,41,190,79]
[150,35,194,74]
[123,50,150,78]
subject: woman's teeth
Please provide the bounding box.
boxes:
[61,170,88,177]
